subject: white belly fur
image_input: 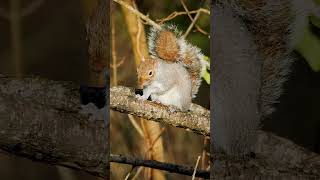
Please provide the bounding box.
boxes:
[151,86,187,110]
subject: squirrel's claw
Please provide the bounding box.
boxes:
[167,105,178,113]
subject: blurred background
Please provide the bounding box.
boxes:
[262,5,320,154]
[110,0,210,179]
[0,0,104,179]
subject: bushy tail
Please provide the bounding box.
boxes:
[148,24,203,97]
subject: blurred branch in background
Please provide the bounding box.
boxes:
[86,0,109,87]
[0,0,45,77]
[113,0,161,30]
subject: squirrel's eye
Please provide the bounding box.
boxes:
[149,71,153,75]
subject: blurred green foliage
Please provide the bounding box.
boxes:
[295,2,320,72]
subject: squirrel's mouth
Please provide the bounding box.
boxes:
[138,78,150,88]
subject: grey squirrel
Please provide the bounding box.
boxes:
[212,0,320,156]
[136,24,206,111]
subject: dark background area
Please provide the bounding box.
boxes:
[0,0,101,179]
[0,0,90,83]
[263,52,320,154]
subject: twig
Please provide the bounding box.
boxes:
[113,0,161,29]
[156,10,200,24]
[132,166,144,180]
[183,11,201,38]
[128,114,144,137]
[199,8,210,15]
[145,127,166,153]
[110,154,210,179]
[111,14,118,86]
[201,137,209,173]
[136,15,143,60]
[110,57,125,69]
[180,0,209,36]
[192,156,201,180]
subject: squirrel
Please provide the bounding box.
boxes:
[212,0,320,156]
[136,24,206,111]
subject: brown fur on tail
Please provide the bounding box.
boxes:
[148,24,204,98]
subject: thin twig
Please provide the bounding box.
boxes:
[192,156,201,180]
[136,15,143,60]
[201,137,209,174]
[132,166,144,180]
[199,8,210,15]
[145,127,166,153]
[125,166,135,180]
[111,14,118,86]
[110,154,210,179]
[156,10,200,24]
[180,0,209,36]
[110,57,125,69]
[128,114,144,137]
[113,0,161,29]
[183,11,201,38]
[156,8,210,24]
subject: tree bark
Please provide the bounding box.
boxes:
[0,76,108,177]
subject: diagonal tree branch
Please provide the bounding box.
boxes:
[110,86,210,136]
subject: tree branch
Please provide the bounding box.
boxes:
[0,76,108,177]
[112,0,161,29]
[210,131,320,179]
[110,86,210,136]
[110,154,210,179]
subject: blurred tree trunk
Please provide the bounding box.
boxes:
[10,0,22,77]
[86,0,108,87]
[118,0,165,179]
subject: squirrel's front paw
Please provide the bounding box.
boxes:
[135,94,143,100]
[136,94,149,100]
